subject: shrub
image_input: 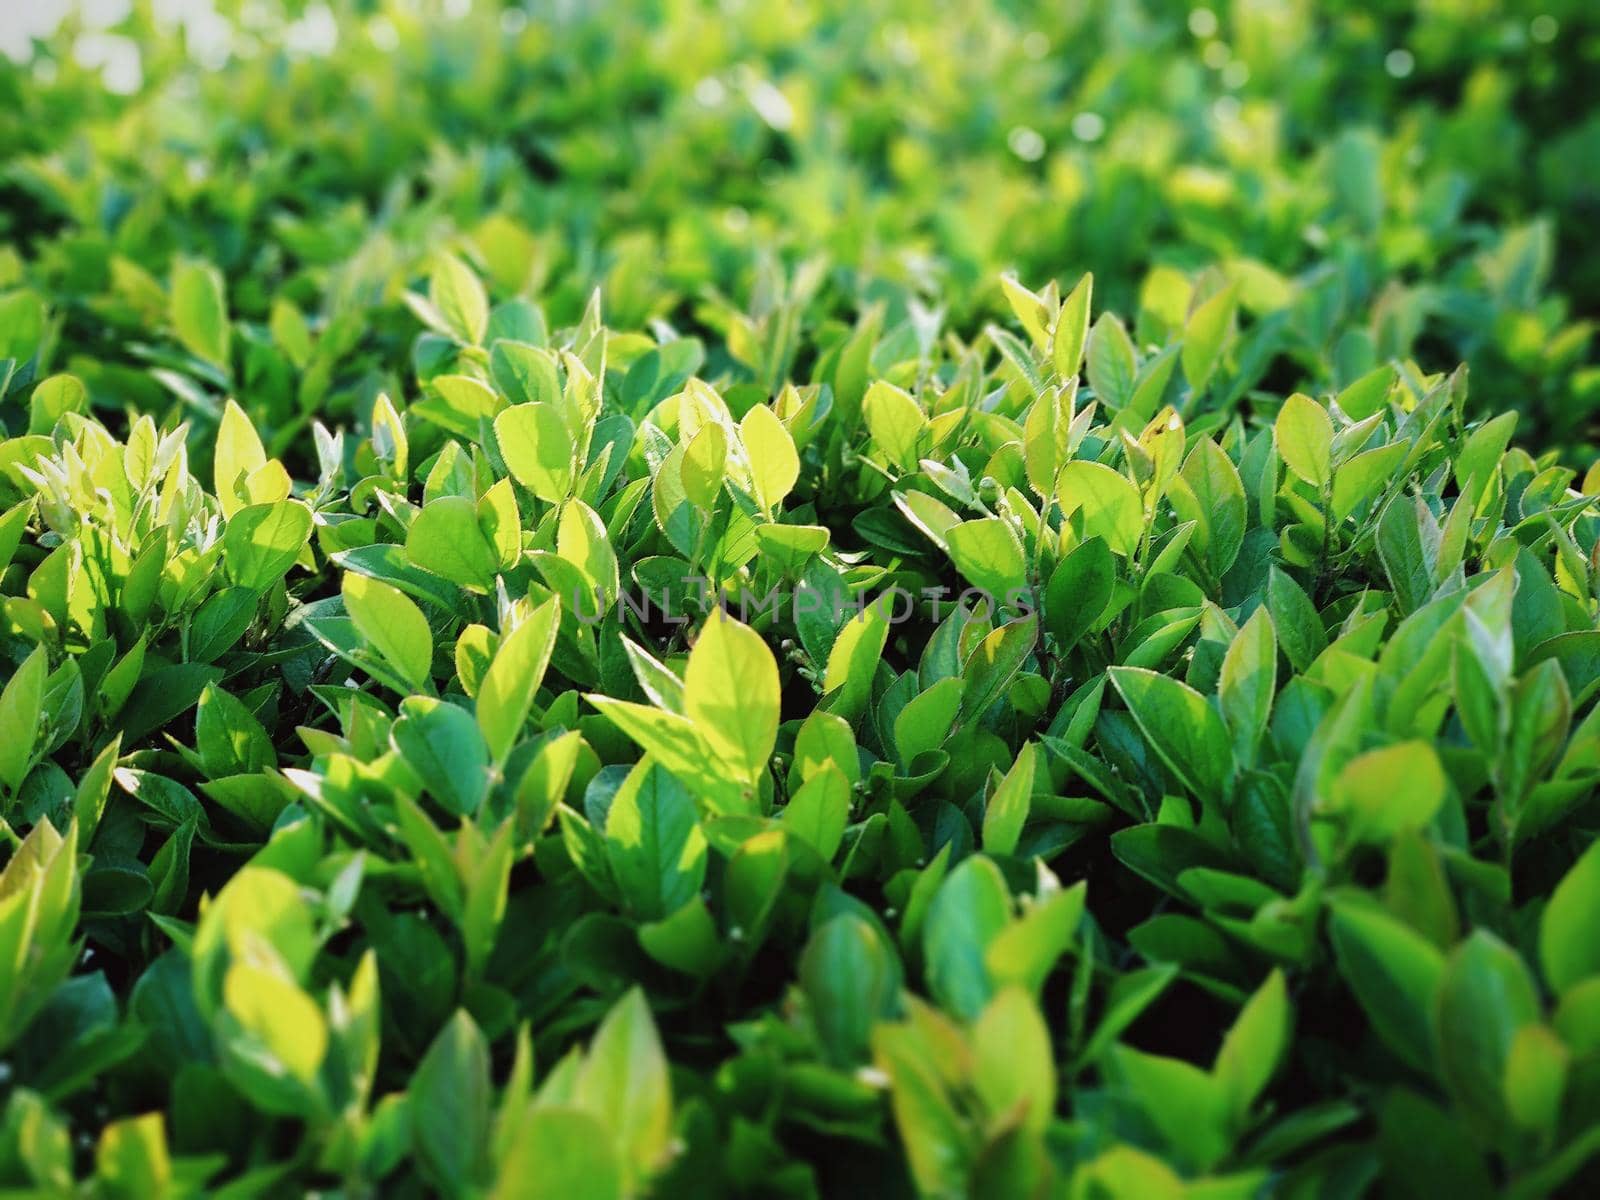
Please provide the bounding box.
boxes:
[1,1,1599,1196]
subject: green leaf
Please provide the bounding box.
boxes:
[1052,272,1092,379]
[1327,898,1444,1073]
[1266,567,1327,672]
[28,373,86,433]
[407,496,500,591]
[1213,969,1289,1124]
[491,1109,622,1200]
[1044,536,1113,652]
[1109,667,1234,804]
[1107,1046,1230,1172]
[586,697,752,816]
[0,498,34,578]
[680,422,726,509]
[189,586,258,663]
[946,518,1027,600]
[391,697,489,817]
[863,380,927,470]
[117,664,222,746]
[191,865,316,1022]
[412,1010,492,1195]
[214,399,266,518]
[222,961,327,1088]
[1274,393,1332,487]
[478,477,521,569]
[461,819,515,977]
[1219,607,1276,763]
[1335,364,1396,420]
[1373,1089,1492,1199]
[1378,492,1439,616]
[1000,275,1054,348]
[1540,842,1600,994]
[985,881,1085,995]
[823,602,890,723]
[342,572,433,693]
[396,793,464,919]
[575,988,673,1186]
[988,324,1045,397]
[1086,312,1137,410]
[495,403,574,504]
[1503,1024,1569,1133]
[923,855,1011,1021]
[739,403,800,510]
[476,599,559,763]
[973,987,1056,1133]
[335,543,461,611]
[728,827,789,939]
[515,729,582,837]
[0,644,46,791]
[683,610,779,785]
[1332,740,1445,843]
[491,341,558,406]
[1435,931,1540,1130]
[982,743,1036,856]
[1057,461,1143,557]
[223,501,312,591]
[1173,439,1246,578]
[1331,442,1407,521]
[95,1114,172,1199]
[74,734,121,840]
[195,684,275,777]
[1455,411,1518,495]
[1503,658,1570,815]
[1077,964,1179,1065]
[170,257,230,369]
[1181,286,1235,395]
[873,1018,970,1196]
[421,375,504,440]
[960,615,1038,724]
[637,895,725,980]
[782,764,852,862]
[802,913,900,1066]
[604,760,707,921]
[556,499,619,611]
[430,252,489,346]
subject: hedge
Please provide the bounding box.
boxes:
[1,1,1598,1196]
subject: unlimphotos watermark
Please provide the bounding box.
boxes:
[566,576,1037,626]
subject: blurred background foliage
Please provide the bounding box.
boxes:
[0,0,1596,449]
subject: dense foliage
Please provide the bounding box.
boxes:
[2,1,1599,1196]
